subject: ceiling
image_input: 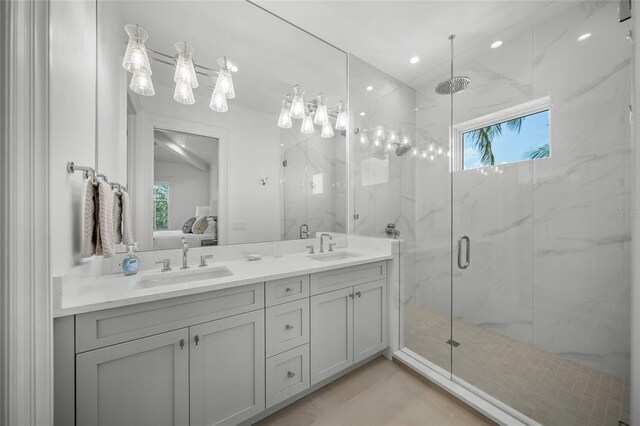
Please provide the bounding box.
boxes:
[255,0,561,85]
[154,130,218,166]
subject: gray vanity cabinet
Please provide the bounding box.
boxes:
[353,280,388,363]
[75,328,190,426]
[189,310,265,426]
[309,287,354,385]
[309,261,388,386]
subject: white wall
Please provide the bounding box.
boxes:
[631,3,638,423]
[50,0,96,276]
[154,160,210,230]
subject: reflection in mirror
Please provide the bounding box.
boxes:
[152,130,218,250]
[97,1,348,251]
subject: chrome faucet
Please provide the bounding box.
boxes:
[319,233,333,253]
[181,237,189,269]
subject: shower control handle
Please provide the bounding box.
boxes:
[457,235,470,270]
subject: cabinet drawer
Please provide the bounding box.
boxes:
[265,275,309,307]
[310,261,387,295]
[76,283,264,353]
[266,344,310,409]
[266,298,309,357]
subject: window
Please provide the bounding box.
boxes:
[153,183,169,230]
[456,98,550,171]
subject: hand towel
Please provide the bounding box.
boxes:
[121,189,134,246]
[95,178,115,257]
[112,191,122,245]
[81,180,98,258]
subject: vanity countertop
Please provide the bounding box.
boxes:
[53,248,393,317]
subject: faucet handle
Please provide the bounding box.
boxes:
[328,242,337,252]
[200,254,213,267]
[155,259,172,272]
[305,244,315,254]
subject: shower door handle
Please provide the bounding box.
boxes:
[457,235,470,269]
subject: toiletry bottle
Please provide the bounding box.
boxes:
[122,244,139,276]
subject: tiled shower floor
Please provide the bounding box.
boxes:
[404,304,630,426]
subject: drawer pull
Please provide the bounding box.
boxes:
[285,324,294,330]
[194,335,200,346]
[179,339,185,350]
[285,287,295,293]
[349,293,354,299]
[356,291,362,298]
[287,371,296,378]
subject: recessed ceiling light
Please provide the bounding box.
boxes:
[409,56,420,64]
[490,40,503,49]
[280,143,284,147]
[577,33,592,42]
[366,85,373,92]
[360,112,366,116]
[413,107,419,111]
[180,144,186,148]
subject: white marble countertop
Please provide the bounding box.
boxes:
[53,248,393,317]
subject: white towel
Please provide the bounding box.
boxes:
[121,189,134,246]
[81,180,98,258]
[95,178,115,257]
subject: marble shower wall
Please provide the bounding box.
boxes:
[280,123,348,241]
[349,55,417,302]
[411,1,632,378]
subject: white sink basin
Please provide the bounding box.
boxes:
[135,266,233,289]
[308,251,361,262]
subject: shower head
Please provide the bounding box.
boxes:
[435,76,471,95]
[435,34,471,95]
[392,142,412,157]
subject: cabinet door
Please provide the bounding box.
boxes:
[310,287,353,386]
[353,280,387,363]
[76,328,189,426]
[189,310,265,426]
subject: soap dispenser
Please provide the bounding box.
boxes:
[122,244,139,276]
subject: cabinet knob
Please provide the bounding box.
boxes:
[349,293,354,299]
[287,371,296,378]
[356,291,362,298]
[285,324,294,330]
[285,287,294,293]
[179,339,185,350]
[194,335,200,346]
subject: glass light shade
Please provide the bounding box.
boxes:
[129,70,155,96]
[335,100,348,130]
[375,126,385,139]
[359,132,369,146]
[300,112,315,134]
[277,99,292,129]
[209,90,228,113]
[173,42,198,88]
[290,85,305,119]
[174,78,195,105]
[321,121,334,139]
[122,25,151,75]
[314,94,329,125]
[402,135,411,145]
[214,69,235,99]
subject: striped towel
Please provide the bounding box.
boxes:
[81,180,98,258]
[95,178,115,257]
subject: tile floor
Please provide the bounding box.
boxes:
[257,356,494,426]
[404,304,631,426]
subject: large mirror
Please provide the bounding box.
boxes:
[96,1,348,251]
